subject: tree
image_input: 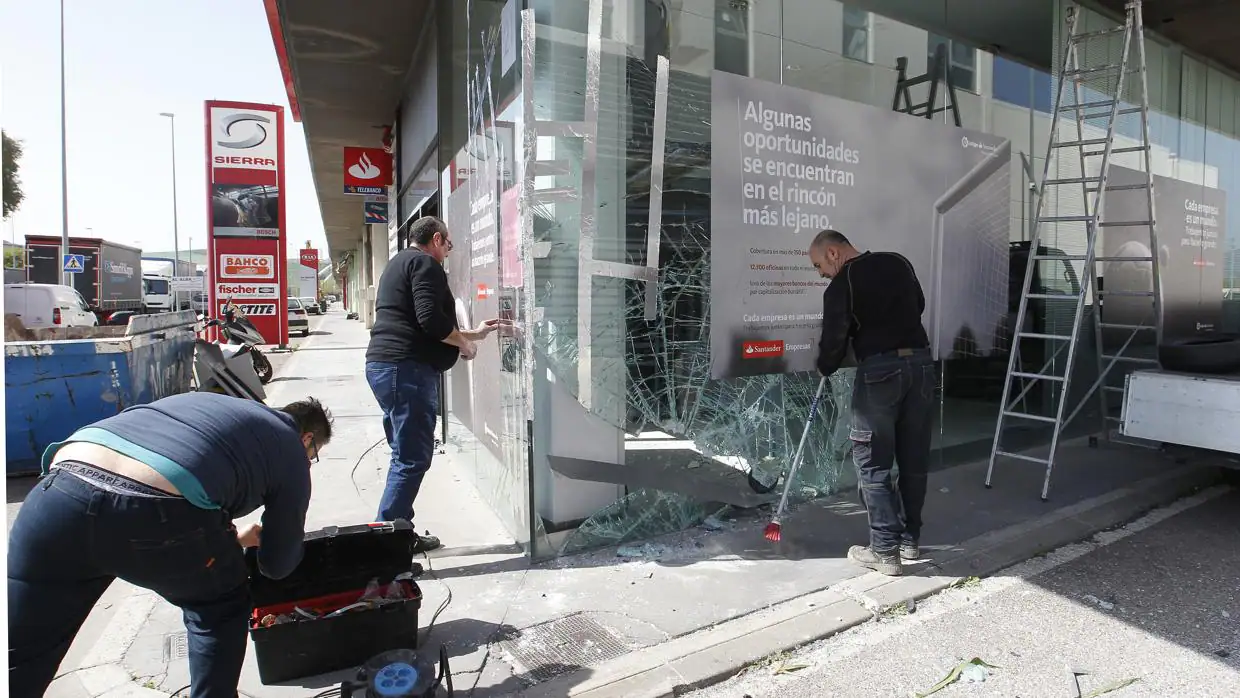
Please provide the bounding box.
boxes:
[3,130,25,219]
[320,275,339,295]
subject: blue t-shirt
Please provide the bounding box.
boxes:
[43,392,311,580]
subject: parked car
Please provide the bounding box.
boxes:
[4,283,99,329]
[288,298,310,337]
[191,292,209,315]
[105,310,137,326]
[299,297,321,315]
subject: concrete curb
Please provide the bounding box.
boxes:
[521,463,1220,698]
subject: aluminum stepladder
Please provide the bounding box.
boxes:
[892,43,962,127]
[986,0,1162,501]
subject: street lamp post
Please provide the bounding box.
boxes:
[59,0,71,286]
[160,112,180,309]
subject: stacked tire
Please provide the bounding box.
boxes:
[1158,333,1240,374]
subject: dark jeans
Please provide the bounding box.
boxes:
[849,349,936,553]
[8,470,250,698]
[365,359,440,523]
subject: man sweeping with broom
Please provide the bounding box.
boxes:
[808,229,935,577]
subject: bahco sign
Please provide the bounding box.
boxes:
[219,254,274,280]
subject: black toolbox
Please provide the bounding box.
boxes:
[246,520,424,685]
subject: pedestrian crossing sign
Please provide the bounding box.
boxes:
[63,254,85,274]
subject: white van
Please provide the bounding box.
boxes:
[4,283,99,329]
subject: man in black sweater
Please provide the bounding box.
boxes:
[365,216,501,551]
[810,229,934,577]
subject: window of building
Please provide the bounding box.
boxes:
[993,55,1054,113]
[928,33,976,92]
[842,7,871,63]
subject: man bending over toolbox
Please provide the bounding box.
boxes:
[7,391,334,698]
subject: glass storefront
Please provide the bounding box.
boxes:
[432,0,1240,560]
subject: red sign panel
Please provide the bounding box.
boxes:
[742,340,785,359]
[205,101,287,346]
[342,147,392,195]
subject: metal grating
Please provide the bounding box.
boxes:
[163,632,189,662]
[500,613,631,684]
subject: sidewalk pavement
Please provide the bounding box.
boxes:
[32,309,1229,698]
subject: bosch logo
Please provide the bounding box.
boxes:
[217,112,271,150]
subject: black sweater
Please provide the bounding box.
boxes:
[817,251,930,376]
[366,248,460,371]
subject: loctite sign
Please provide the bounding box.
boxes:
[205,101,287,345]
[342,147,392,195]
[221,302,278,317]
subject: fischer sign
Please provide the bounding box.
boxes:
[216,282,279,299]
[219,254,274,279]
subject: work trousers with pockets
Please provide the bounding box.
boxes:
[849,348,936,553]
[365,358,440,524]
[8,469,250,698]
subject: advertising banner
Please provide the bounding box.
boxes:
[298,248,320,299]
[1102,166,1227,342]
[205,100,287,345]
[364,201,389,224]
[709,71,1011,379]
[343,147,392,195]
[445,144,504,455]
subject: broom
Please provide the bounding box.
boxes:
[764,376,828,543]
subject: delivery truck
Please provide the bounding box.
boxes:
[24,236,143,315]
[141,257,197,312]
[1120,336,1240,481]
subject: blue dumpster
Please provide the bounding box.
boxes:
[5,311,197,475]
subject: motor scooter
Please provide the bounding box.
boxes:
[190,299,272,401]
[206,298,275,384]
[192,332,267,401]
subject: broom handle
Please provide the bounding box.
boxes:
[774,376,829,518]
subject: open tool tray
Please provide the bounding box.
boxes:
[246,520,424,685]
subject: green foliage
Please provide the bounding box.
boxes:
[3,131,24,219]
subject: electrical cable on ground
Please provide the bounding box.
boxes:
[419,551,453,645]
[349,437,389,501]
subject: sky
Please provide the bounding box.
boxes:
[1,0,327,256]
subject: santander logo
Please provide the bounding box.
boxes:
[348,152,382,180]
[742,340,784,358]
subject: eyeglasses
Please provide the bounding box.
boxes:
[309,435,320,464]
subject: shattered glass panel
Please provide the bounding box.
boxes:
[440,0,537,547]
[517,0,1068,555]
[522,0,869,556]
[560,490,727,555]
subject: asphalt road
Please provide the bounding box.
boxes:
[691,485,1240,698]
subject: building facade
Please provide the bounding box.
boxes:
[268,0,1240,558]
